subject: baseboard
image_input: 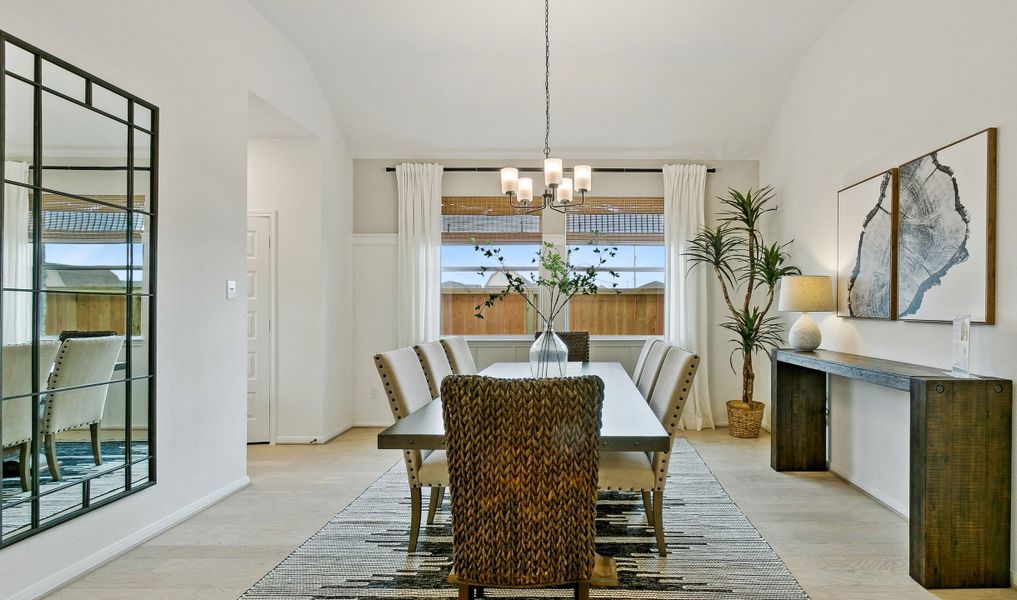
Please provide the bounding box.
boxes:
[276,422,354,445]
[829,462,908,519]
[10,475,251,600]
[1011,568,1017,588]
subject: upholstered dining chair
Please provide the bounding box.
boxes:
[441,374,612,600]
[440,336,477,375]
[597,347,700,556]
[373,347,449,552]
[1,341,61,490]
[413,340,454,399]
[533,330,590,362]
[41,335,124,480]
[631,338,660,384]
[635,340,669,399]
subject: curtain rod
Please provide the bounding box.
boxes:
[384,166,716,174]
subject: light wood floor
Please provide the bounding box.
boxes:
[44,427,1017,599]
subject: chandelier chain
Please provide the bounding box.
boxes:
[543,0,550,159]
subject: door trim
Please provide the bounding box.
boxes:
[247,211,278,444]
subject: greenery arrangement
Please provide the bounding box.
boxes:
[472,241,619,328]
[685,186,800,410]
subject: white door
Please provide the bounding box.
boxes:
[246,215,273,443]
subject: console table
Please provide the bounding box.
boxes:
[771,349,1012,589]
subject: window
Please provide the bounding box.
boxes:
[440,195,665,337]
[440,197,541,335]
[37,194,146,337]
[566,197,664,335]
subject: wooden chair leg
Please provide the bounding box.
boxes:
[90,423,103,465]
[45,433,61,481]
[641,491,654,526]
[652,489,666,556]
[575,581,590,600]
[18,442,31,492]
[408,486,422,553]
[457,584,470,600]
[427,486,445,525]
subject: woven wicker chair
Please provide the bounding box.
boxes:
[440,336,477,375]
[598,346,700,556]
[533,330,590,362]
[630,338,660,383]
[374,347,449,552]
[442,374,608,599]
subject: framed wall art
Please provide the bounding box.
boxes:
[837,169,897,319]
[896,128,996,323]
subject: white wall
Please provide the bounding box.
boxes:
[248,139,353,442]
[760,0,1017,573]
[351,158,760,427]
[0,1,353,598]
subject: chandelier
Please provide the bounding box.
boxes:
[499,0,591,214]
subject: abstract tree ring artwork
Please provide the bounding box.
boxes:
[896,128,996,323]
[837,170,897,319]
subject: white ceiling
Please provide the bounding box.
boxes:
[248,0,850,160]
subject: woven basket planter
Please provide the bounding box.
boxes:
[726,400,765,438]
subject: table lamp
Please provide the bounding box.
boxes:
[778,275,834,351]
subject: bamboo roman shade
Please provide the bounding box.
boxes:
[567,196,664,244]
[34,194,146,242]
[441,196,542,243]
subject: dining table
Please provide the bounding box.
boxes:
[376,361,669,452]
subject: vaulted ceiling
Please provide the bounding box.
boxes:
[248,0,850,160]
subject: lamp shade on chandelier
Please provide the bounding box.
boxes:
[499,0,590,214]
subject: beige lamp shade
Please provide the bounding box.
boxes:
[778,275,834,313]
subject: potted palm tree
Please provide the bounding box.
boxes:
[685,187,800,438]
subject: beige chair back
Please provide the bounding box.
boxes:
[414,340,454,399]
[442,374,604,588]
[374,347,436,486]
[42,336,123,435]
[440,336,477,375]
[2,341,60,448]
[635,341,669,399]
[647,347,700,489]
[631,338,660,383]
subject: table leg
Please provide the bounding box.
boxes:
[771,359,827,471]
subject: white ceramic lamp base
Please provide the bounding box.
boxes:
[788,313,822,351]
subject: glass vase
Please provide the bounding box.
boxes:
[530,325,568,378]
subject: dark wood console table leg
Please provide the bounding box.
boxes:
[910,378,1012,588]
[771,359,827,471]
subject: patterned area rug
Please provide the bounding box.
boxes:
[241,439,808,599]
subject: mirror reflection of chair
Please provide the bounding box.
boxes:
[41,335,124,481]
[1,342,61,491]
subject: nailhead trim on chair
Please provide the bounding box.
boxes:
[374,353,422,487]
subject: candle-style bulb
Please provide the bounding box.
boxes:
[544,158,563,186]
[501,167,519,194]
[574,165,592,192]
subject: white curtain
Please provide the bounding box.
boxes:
[3,161,32,345]
[663,163,714,430]
[396,163,443,346]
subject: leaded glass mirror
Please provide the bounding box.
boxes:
[0,31,157,546]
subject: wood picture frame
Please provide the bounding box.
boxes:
[895,128,996,324]
[837,169,898,319]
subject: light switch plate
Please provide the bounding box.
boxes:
[227,280,237,299]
